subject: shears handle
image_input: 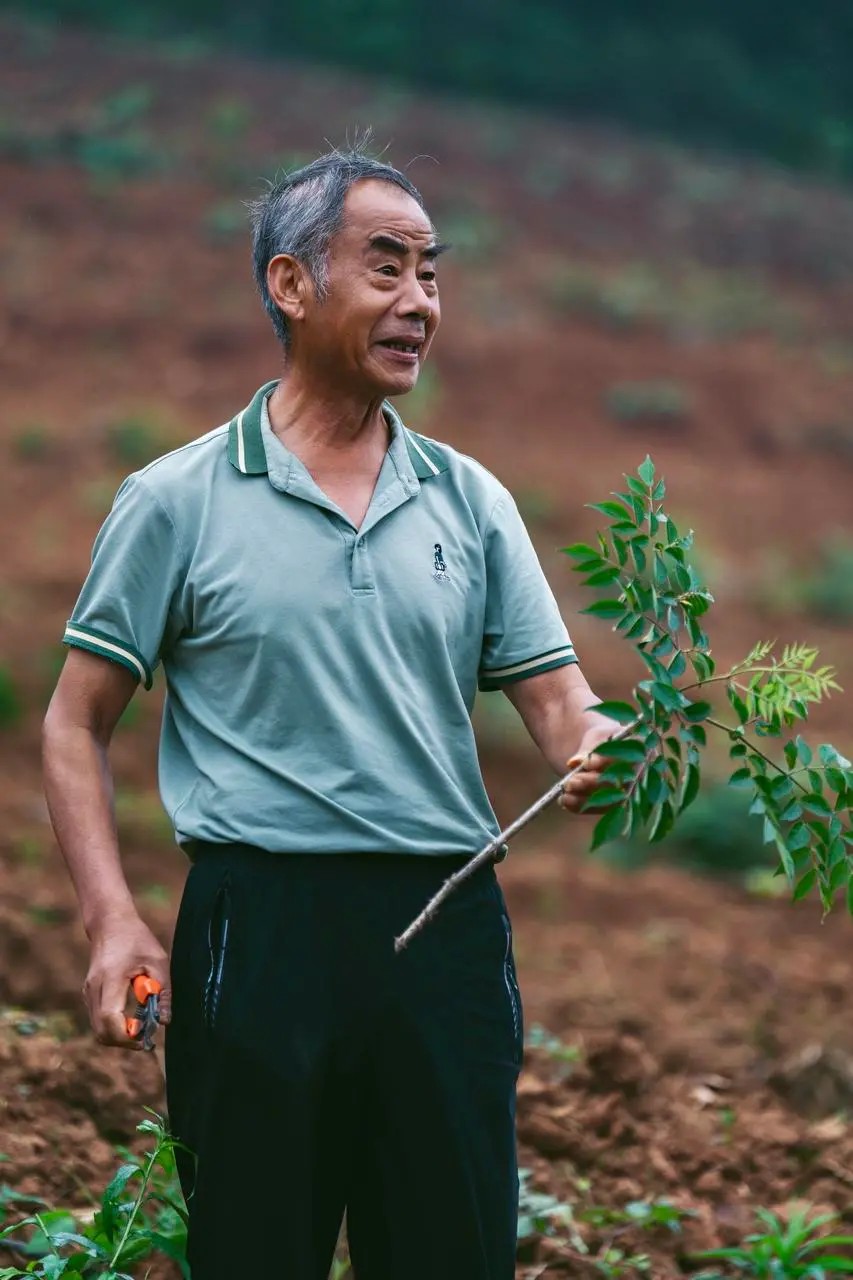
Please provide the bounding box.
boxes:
[125,974,162,1048]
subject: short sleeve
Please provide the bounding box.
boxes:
[478,490,577,691]
[62,476,185,689]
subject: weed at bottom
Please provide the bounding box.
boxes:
[690,1204,853,1277]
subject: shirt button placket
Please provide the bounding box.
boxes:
[351,535,375,594]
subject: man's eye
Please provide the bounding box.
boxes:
[378,264,398,277]
[420,269,437,283]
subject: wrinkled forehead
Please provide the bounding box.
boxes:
[339,178,436,246]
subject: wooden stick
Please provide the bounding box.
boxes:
[394,719,639,952]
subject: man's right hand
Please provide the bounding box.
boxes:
[84,911,172,1049]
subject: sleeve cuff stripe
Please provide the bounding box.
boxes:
[481,645,576,682]
[63,626,151,688]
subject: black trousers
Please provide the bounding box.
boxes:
[165,845,523,1279]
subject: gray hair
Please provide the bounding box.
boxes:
[249,144,429,350]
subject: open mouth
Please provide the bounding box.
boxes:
[379,339,421,356]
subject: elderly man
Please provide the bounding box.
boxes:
[43,146,616,1279]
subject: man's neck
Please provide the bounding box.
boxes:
[267,367,388,459]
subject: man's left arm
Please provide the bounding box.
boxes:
[504,662,620,813]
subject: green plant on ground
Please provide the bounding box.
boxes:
[690,1204,853,1276]
[391,362,441,425]
[0,667,23,730]
[104,418,164,469]
[524,1024,582,1079]
[516,1170,583,1251]
[434,205,504,262]
[12,425,52,461]
[0,1113,188,1278]
[605,381,691,427]
[78,476,124,518]
[202,199,247,239]
[114,789,174,846]
[207,96,253,143]
[761,534,853,624]
[516,1172,692,1274]
[514,487,558,526]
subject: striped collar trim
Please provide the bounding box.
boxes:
[227,381,448,480]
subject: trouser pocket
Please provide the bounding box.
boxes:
[203,872,232,1032]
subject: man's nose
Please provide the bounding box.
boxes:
[397,276,434,319]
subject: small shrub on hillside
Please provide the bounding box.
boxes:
[207,96,253,142]
[12,425,52,461]
[202,199,246,239]
[543,261,796,342]
[605,381,691,427]
[0,667,23,730]
[804,421,853,463]
[392,362,441,425]
[514,487,557,526]
[104,418,163,468]
[760,535,853,623]
[435,205,504,261]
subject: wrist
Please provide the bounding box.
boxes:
[84,893,140,944]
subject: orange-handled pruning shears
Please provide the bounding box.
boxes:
[126,974,161,1052]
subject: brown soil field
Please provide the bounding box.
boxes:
[2,15,853,1277]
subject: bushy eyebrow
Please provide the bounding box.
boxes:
[366,234,450,260]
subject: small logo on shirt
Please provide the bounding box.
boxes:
[433,542,450,582]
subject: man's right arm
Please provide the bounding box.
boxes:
[42,649,172,1049]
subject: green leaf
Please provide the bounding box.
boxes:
[726,685,749,724]
[729,767,752,787]
[592,701,640,725]
[638,456,655,486]
[783,741,798,769]
[582,566,622,588]
[682,700,712,723]
[596,739,646,762]
[827,767,848,793]
[561,542,600,562]
[796,735,813,765]
[847,874,853,917]
[631,542,647,575]
[100,1163,140,1240]
[588,499,633,521]
[793,869,816,900]
[667,651,687,678]
[648,799,675,843]
[830,860,849,892]
[145,1233,191,1279]
[802,793,833,817]
[650,682,684,712]
[580,599,626,620]
[581,786,627,812]
[679,763,700,814]
[590,804,628,851]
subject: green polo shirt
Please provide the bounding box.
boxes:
[63,381,577,856]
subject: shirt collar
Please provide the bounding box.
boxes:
[226,380,448,481]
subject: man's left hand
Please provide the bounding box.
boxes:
[558,719,621,815]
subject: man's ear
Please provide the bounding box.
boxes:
[267,254,313,327]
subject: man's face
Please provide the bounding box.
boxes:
[299,179,442,399]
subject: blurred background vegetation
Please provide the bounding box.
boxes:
[10,0,853,180]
